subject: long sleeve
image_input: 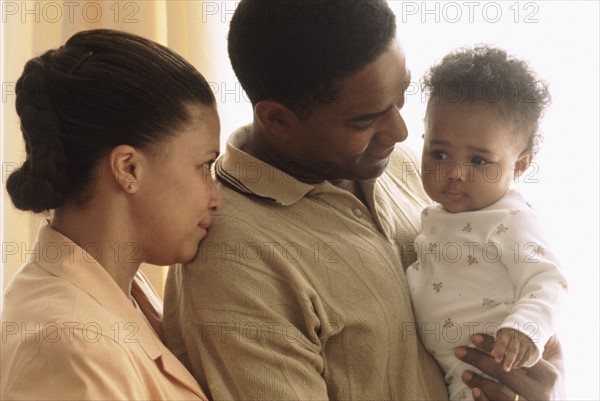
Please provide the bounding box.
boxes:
[490,203,568,364]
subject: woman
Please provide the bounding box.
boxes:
[1,29,221,400]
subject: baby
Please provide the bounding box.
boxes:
[406,46,567,401]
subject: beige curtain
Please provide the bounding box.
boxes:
[1,1,228,301]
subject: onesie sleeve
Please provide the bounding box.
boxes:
[489,201,567,366]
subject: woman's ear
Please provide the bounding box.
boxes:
[254,100,297,139]
[514,149,533,180]
[109,145,141,193]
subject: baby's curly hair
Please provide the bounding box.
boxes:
[422,45,550,154]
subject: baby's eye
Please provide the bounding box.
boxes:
[471,157,488,165]
[432,152,447,161]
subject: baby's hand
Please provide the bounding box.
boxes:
[491,328,536,372]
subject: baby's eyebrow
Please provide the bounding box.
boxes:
[466,145,493,154]
[430,139,451,146]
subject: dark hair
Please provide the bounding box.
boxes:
[7,29,215,213]
[228,0,397,115]
[422,45,550,154]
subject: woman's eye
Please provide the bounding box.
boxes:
[201,161,215,170]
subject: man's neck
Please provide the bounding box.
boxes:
[331,179,368,205]
[242,124,368,205]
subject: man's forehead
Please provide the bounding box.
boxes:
[337,54,409,110]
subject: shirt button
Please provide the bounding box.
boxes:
[353,208,363,218]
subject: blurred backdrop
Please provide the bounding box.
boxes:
[1,1,598,399]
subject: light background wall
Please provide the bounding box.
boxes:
[1,1,598,399]
[1,0,222,300]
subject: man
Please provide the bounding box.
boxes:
[164,1,564,400]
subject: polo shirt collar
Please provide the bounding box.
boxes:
[216,125,317,206]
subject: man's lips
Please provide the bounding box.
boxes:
[368,145,395,159]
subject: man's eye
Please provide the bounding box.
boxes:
[352,121,375,131]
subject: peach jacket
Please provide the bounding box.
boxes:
[1,220,208,401]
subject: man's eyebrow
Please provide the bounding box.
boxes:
[349,105,395,123]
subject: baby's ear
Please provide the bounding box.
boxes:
[514,150,533,180]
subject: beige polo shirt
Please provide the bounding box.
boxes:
[164,125,448,400]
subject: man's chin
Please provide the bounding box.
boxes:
[354,158,392,180]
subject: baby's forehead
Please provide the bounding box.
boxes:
[425,99,504,116]
[425,100,528,138]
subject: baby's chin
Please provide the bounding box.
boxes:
[440,201,477,214]
[442,205,469,214]
[441,197,504,214]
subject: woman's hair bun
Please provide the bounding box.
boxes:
[7,29,216,213]
[7,55,70,212]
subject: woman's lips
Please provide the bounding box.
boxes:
[197,223,211,237]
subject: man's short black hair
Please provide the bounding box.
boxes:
[228,0,397,115]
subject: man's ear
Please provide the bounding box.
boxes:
[109,145,141,193]
[514,149,533,180]
[254,100,298,139]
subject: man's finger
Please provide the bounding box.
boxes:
[462,370,528,401]
[455,345,531,393]
[455,347,545,400]
[472,334,496,353]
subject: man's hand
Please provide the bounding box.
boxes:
[454,334,565,401]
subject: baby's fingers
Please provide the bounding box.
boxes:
[491,331,511,363]
[502,339,521,372]
[513,343,535,369]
